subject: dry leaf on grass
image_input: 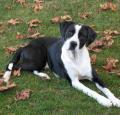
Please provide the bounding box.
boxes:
[0,81,16,92]
[28,19,42,27]
[5,44,28,54]
[16,32,25,39]
[13,68,21,77]
[103,29,120,36]
[0,71,4,77]
[0,79,4,85]
[90,54,97,64]
[108,70,120,77]
[16,32,42,39]
[51,15,72,24]
[26,32,43,39]
[88,33,115,52]
[79,12,91,19]
[8,19,22,26]
[88,39,103,52]
[100,2,117,11]
[16,0,26,6]
[103,57,119,72]
[16,89,32,101]
[33,0,43,13]
[5,47,17,54]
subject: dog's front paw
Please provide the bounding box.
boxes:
[98,96,112,107]
[109,96,120,107]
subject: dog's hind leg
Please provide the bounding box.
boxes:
[33,70,50,80]
[3,48,22,83]
[92,69,120,107]
[14,62,50,80]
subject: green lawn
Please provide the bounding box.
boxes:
[0,0,120,115]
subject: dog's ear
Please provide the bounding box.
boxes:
[59,21,75,38]
[82,25,97,46]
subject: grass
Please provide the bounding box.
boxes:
[0,0,120,114]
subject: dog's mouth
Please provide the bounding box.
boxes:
[71,50,76,58]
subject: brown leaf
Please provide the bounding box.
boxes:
[5,47,17,54]
[80,12,91,19]
[100,2,117,11]
[102,35,114,48]
[8,19,22,26]
[16,32,25,39]
[28,19,42,27]
[0,79,4,86]
[33,0,43,13]
[0,81,16,92]
[108,70,120,77]
[26,32,44,39]
[5,44,28,54]
[16,0,26,5]
[13,68,21,77]
[103,57,119,72]
[88,39,103,52]
[16,89,32,101]
[103,29,120,36]
[51,15,72,24]
[0,71,4,78]
[91,54,97,64]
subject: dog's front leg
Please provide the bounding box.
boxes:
[92,69,120,107]
[71,78,112,107]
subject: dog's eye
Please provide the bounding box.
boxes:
[68,31,73,36]
[66,30,75,38]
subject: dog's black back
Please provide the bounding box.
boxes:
[12,37,58,72]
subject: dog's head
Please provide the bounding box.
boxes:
[60,21,97,50]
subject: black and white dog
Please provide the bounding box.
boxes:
[2,21,120,107]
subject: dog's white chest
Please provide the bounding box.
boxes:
[61,46,92,80]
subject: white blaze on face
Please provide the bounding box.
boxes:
[62,25,82,50]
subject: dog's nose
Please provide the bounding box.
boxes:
[69,41,77,50]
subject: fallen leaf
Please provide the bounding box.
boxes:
[88,34,114,52]
[79,12,91,19]
[8,19,22,26]
[109,70,120,77]
[5,44,28,54]
[16,32,25,39]
[33,0,43,13]
[103,57,119,72]
[16,89,32,101]
[88,39,103,52]
[28,19,42,27]
[13,68,21,77]
[16,0,26,6]
[100,2,117,11]
[0,79,4,86]
[5,47,17,54]
[26,32,44,39]
[0,71,4,77]
[91,54,97,64]
[51,15,72,24]
[103,29,120,36]
[0,81,16,92]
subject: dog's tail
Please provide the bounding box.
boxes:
[3,48,22,83]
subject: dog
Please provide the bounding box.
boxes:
[2,21,120,107]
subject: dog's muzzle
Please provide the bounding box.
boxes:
[69,41,77,50]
